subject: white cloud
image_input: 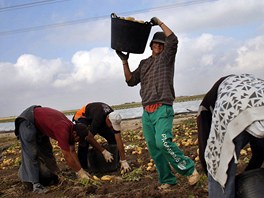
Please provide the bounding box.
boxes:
[53,47,124,88]
[72,48,117,82]
[174,33,264,97]
[1,32,264,117]
[14,54,64,85]
[0,62,17,88]
[225,35,264,74]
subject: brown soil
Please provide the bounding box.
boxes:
[0,114,251,198]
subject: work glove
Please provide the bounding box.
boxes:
[150,17,162,26]
[102,149,114,163]
[116,50,129,61]
[120,160,131,173]
[76,168,91,179]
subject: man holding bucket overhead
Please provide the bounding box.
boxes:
[116,17,200,190]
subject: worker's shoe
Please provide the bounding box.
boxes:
[158,183,175,191]
[33,183,49,194]
[188,168,200,185]
[21,182,33,191]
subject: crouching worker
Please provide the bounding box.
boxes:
[197,74,264,198]
[73,102,131,173]
[15,105,98,194]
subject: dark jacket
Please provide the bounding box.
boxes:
[14,105,41,138]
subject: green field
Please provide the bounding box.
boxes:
[0,94,204,123]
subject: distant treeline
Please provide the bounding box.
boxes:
[0,94,205,123]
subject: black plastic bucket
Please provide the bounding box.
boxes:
[87,143,119,173]
[111,13,152,54]
[235,168,264,198]
[38,157,59,186]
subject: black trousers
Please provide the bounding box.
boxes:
[77,119,117,169]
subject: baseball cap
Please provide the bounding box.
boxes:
[108,111,122,131]
[150,31,166,47]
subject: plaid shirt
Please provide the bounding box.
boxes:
[127,33,178,107]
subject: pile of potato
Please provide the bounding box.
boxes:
[119,16,145,24]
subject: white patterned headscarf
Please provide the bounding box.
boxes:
[205,74,264,188]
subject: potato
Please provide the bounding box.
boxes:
[93,175,100,181]
[146,166,152,171]
[125,17,135,21]
[195,156,199,161]
[147,162,153,167]
[101,175,113,181]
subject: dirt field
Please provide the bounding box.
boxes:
[0,114,251,198]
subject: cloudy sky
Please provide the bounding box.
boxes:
[0,0,264,117]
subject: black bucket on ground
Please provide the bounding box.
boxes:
[235,168,264,198]
[111,13,152,54]
[87,143,119,173]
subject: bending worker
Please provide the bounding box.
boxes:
[73,102,131,173]
[197,74,264,197]
[15,105,98,193]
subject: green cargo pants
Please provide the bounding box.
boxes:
[142,105,195,184]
